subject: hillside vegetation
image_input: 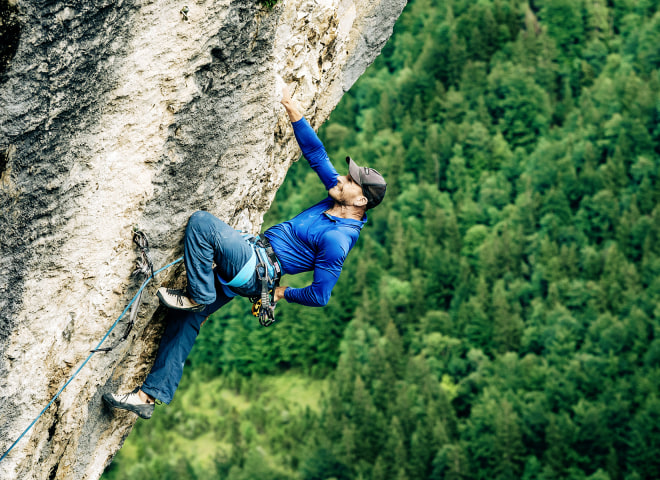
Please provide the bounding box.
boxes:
[103,0,660,478]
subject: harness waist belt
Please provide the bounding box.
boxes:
[217,250,257,287]
[216,234,282,289]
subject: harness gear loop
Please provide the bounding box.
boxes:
[249,235,281,327]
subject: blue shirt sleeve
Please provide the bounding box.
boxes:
[282,230,349,307]
[283,267,340,307]
[291,117,339,191]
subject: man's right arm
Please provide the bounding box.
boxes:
[281,85,303,122]
[280,85,338,190]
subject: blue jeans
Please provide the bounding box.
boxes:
[141,211,261,404]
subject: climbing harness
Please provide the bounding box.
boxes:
[0,232,183,463]
[249,235,281,327]
[214,232,282,327]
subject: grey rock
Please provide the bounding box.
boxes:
[0,0,405,478]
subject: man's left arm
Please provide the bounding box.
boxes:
[278,267,340,307]
[274,233,348,307]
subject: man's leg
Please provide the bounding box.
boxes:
[144,212,257,403]
[185,210,258,302]
[158,210,256,309]
[102,278,237,417]
[104,211,257,415]
[139,291,232,404]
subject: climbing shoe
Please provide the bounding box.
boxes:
[156,287,205,312]
[103,389,155,419]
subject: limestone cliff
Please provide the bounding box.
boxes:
[0,0,405,478]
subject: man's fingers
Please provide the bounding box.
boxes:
[276,75,288,103]
[273,285,287,303]
[280,85,291,105]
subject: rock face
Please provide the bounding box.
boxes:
[0,0,405,478]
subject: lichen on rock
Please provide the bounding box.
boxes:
[0,0,406,478]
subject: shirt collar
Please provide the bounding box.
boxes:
[323,211,367,227]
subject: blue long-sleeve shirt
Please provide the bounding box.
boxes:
[264,117,366,306]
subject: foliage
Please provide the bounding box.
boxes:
[104,0,660,479]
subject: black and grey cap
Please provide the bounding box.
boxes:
[346,156,387,209]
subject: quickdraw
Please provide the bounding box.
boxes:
[132,228,154,278]
[91,228,154,353]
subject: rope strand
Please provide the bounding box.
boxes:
[0,256,183,463]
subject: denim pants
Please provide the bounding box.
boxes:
[141,211,261,404]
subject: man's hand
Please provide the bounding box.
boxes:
[280,84,303,122]
[280,83,292,105]
[273,285,288,303]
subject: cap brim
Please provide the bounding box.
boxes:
[346,156,363,185]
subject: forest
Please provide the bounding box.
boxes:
[102,0,660,478]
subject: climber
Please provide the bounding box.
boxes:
[102,83,387,419]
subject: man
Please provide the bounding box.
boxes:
[103,85,386,419]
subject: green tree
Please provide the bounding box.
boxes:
[492,280,524,353]
[627,395,660,479]
[540,0,586,61]
[486,61,551,150]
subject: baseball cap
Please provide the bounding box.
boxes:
[346,156,387,209]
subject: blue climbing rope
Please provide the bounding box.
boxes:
[0,256,183,463]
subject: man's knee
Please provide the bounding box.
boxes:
[185,210,234,248]
[188,210,212,229]
[187,211,225,238]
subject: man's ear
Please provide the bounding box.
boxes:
[355,195,368,208]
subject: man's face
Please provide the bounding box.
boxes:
[329,174,366,207]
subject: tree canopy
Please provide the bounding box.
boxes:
[104,0,660,478]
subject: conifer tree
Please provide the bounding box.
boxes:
[492,280,524,353]
[493,399,524,480]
